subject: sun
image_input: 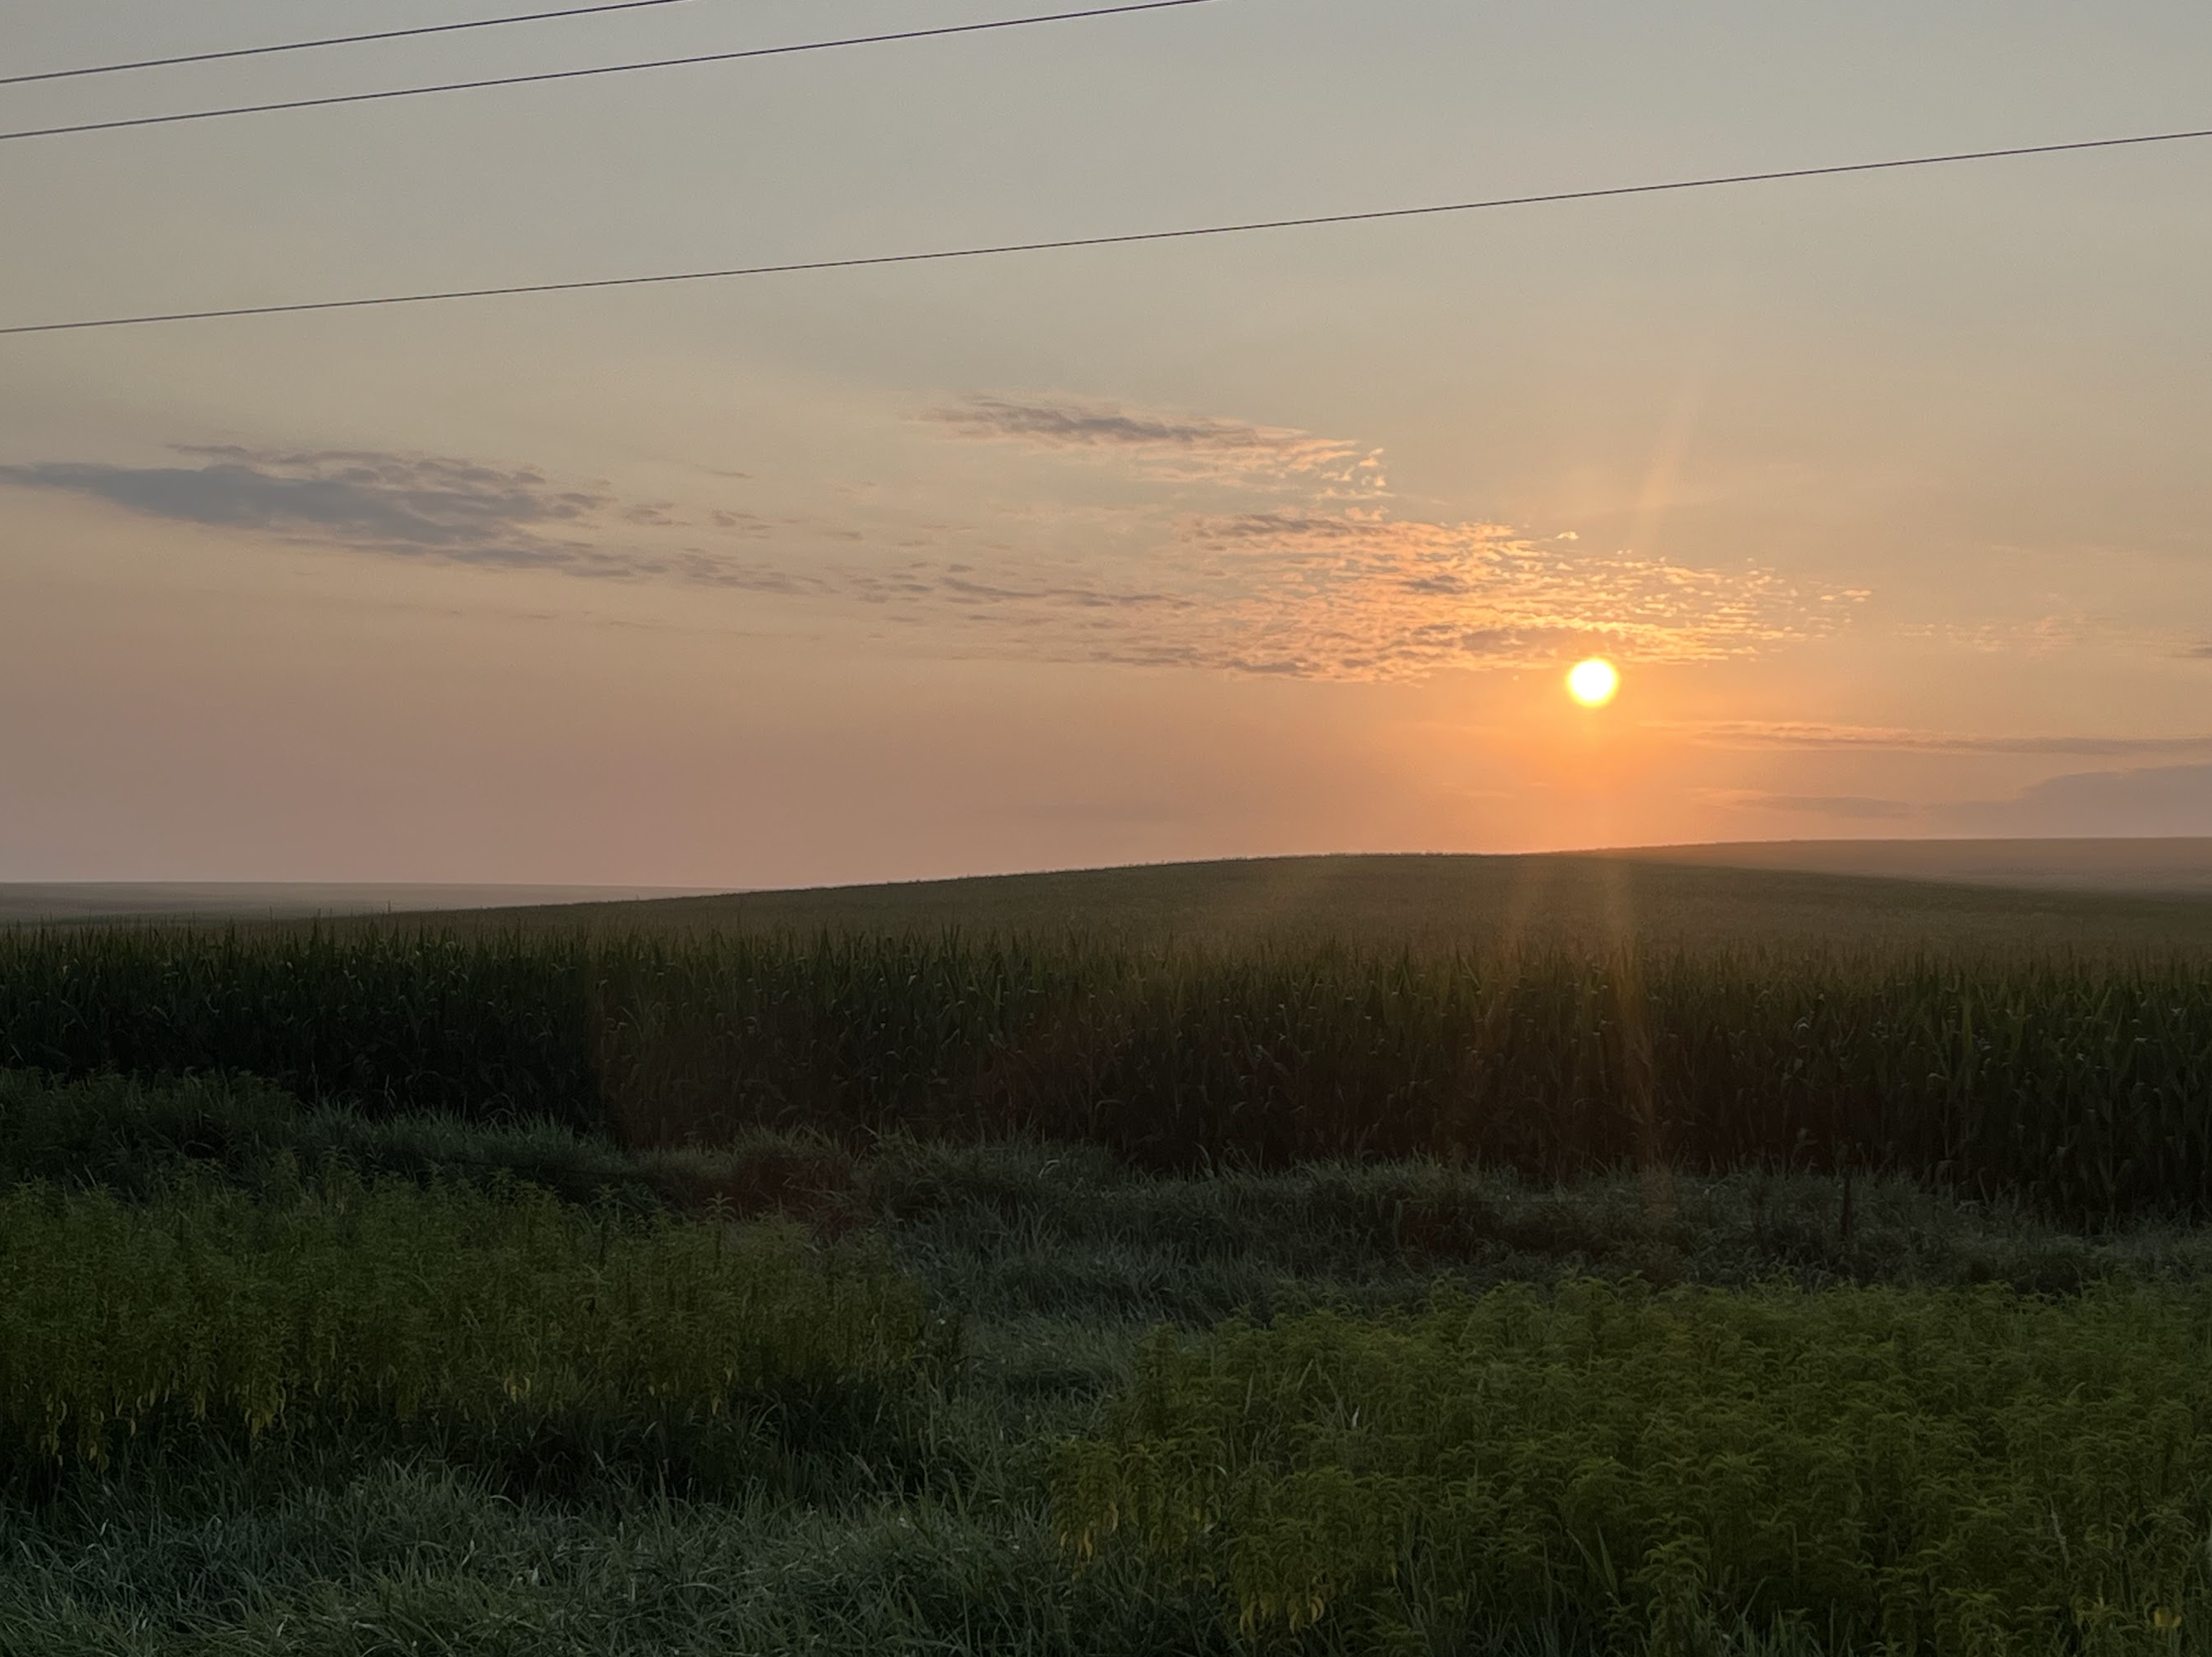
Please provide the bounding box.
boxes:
[1566,657,1620,708]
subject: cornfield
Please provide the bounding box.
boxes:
[4,929,2212,1214]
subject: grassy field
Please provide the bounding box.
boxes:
[0,882,699,927]
[1626,837,2212,896]
[389,852,2212,955]
[7,1070,2212,1654]
[14,848,2212,948]
[8,859,2212,1653]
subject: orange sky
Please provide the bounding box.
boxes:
[3,1,2209,882]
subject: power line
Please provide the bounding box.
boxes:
[4,124,2206,339]
[0,0,1229,145]
[0,0,707,88]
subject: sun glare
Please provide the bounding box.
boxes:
[1566,657,1620,708]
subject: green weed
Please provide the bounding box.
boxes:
[0,1177,926,1480]
[1058,1278,2212,1652]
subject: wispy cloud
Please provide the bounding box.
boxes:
[798,509,1852,679]
[0,446,812,587]
[7,448,605,558]
[1,410,1858,682]
[1902,613,2212,660]
[925,394,1385,491]
[1724,792,1915,821]
[915,397,1857,673]
[1677,721,2212,757]
[1935,763,2212,836]
[1155,512,1849,676]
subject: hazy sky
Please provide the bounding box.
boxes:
[3,0,2209,884]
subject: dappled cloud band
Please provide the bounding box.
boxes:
[0,396,1860,680]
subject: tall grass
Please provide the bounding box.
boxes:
[0,1177,926,1477]
[1056,1278,2212,1653]
[7,930,2212,1213]
[0,1069,299,1197]
[0,1068,680,1209]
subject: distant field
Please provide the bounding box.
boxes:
[1624,836,2212,894]
[0,881,703,925]
[406,851,2212,955]
[15,845,2212,954]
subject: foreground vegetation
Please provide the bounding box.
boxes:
[2,1065,2212,1653]
[1063,1280,2212,1651]
[0,1177,921,1479]
[7,878,2212,1655]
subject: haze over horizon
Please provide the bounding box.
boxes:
[5,0,2209,886]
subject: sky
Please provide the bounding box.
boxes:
[2,0,2210,886]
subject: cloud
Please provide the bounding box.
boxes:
[1678,722,2212,758]
[0,447,633,569]
[12,446,606,552]
[1935,763,2212,837]
[0,446,815,587]
[1901,613,2212,660]
[1151,512,1853,676]
[0,411,1856,682]
[804,508,1849,680]
[926,394,1384,490]
[845,563,1190,616]
[1726,792,1915,820]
